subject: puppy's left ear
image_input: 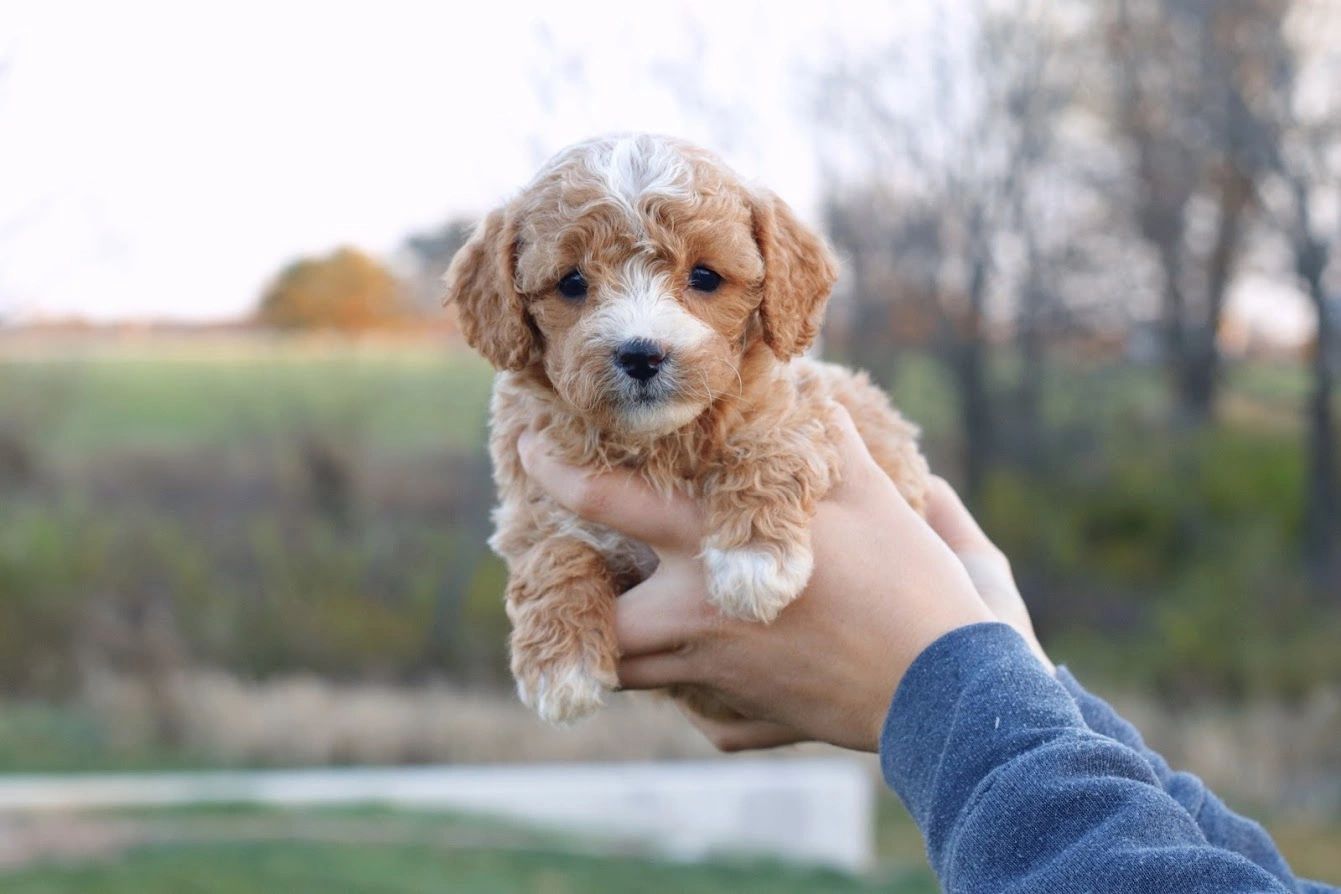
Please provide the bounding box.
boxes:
[750,189,839,359]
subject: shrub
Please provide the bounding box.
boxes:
[256,247,407,332]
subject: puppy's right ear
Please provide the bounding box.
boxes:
[444,208,540,371]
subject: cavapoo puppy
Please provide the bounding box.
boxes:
[446,134,930,724]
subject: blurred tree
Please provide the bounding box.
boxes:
[817,0,1091,501]
[257,247,406,332]
[1250,2,1341,581]
[403,219,474,315]
[1106,0,1282,425]
[822,186,934,381]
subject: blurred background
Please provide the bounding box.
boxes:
[1,0,1338,890]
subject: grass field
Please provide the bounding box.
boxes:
[2,841,934,894]
[0,329,1314,465]
[2,333,1337,704]
[0,331,1337,888]
[3,844,921,894]
[2,800,1335,891]
[0,333,496,462]
[2,798,1337,892]
[0,805,937,894]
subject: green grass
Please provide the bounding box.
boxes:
[0,334,1337,887]
[0,338,495,462]
[2,800,1335,892]
[0,805,936,894]
[1,841,933,894]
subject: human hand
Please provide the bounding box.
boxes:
[923,477,1054,673]
[518,407,993,753]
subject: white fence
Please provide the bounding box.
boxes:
[0,758,875,871]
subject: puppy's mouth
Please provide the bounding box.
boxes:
[606,360,706,434]
[611,367,681,410]
[623,376,674,404]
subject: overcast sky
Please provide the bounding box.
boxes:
[0,1,1318,344]
[0,0,923,322]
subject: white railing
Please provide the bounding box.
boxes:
[0,758,875,871]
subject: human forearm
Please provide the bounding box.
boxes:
[1056,667,1335,893]
[882,623,1295,893]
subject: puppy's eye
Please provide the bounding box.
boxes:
[556,269,588,300]
[688,266,722,293]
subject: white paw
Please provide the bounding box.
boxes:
[516,662,614,726]
[703,545,813,623]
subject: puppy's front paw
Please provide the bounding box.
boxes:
[514,658,616,726]
[703,545,813,623]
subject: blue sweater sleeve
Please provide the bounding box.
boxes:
[1055,667,1337,894]
[880,623,1298,893]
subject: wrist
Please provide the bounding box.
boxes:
[869,607,996,750]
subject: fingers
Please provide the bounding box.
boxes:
[612,572,711,684]
[613,563,713,658]
[678,708,807,752]
[825,404,917,518]
[923,475,1001,557]
[617,650,695,691]
[826,404,886,496]
[921,478,1052,670]
[518,427,704,549]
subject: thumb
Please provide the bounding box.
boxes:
[923,476,1000,557]
[518,426,704,550]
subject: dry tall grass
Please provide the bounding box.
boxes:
[1111,687,1341,815]
[83,670,722,766]
[81,669,1341,817]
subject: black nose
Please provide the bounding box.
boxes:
[615,339,666,382]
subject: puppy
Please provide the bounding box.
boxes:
[446,135,930,725]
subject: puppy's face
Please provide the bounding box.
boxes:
[514,139,768,435]
[447,135,837,436]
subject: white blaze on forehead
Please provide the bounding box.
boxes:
[585,136,692,222]
[587,258,712,352]
[604,137,692,202]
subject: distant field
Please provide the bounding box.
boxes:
[0,805,936,894]
[0,330,1315,463]
[0,333,496,461]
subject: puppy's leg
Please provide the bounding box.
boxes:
[507,536,618,725]
[700,427,839,623]
[822,366,931,513]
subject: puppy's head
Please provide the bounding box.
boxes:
[446,134,837,435]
